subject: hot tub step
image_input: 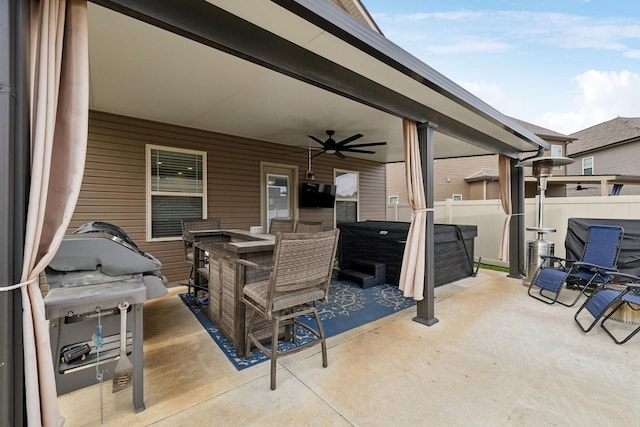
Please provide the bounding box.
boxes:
[339,260,386,288]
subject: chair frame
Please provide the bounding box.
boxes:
[268,218,295,234]
[294,220,324,233]
[599,275,640,344]
[528,225,624,307]
[239,229,339,390]
[574,272,631,333]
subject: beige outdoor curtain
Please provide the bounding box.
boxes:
[498,155,511,261]
[21,0,88,425]
[398,119,426,301]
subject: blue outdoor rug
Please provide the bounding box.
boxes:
[179,273,415,370]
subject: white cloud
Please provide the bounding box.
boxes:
[396,11,484,22]
[624,49,640,58]
[426,38,512,54]
[540,70,640,134]
[376,9,640,58]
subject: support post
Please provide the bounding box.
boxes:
[508,158,525,278]
[0,0,28,425]
[413,122,438,326]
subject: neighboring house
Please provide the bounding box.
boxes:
[565,117,640,196]
[387,118,573,203]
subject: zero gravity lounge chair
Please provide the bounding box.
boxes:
[575,272,640,344]
[528,225,624,306]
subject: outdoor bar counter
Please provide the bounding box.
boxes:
[194,230,275,354]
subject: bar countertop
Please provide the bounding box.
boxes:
[194,229,275,254]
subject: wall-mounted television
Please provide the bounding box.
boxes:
[299,182,335,208]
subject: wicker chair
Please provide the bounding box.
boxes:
[268,218,295,234]
[294,220,324,233]
[181,217,222,280]
[239,229,339,390]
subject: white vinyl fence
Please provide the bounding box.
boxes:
[386,195,640,268]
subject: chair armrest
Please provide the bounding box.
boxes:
[605,271,640,284]
[572,261,618,273]
[540,255,571,268]
[236,258,272,272]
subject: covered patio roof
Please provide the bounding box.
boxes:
[88,0,547,162]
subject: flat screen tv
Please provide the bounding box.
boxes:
[299,182,335,208]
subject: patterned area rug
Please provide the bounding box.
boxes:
[179,274,416,370]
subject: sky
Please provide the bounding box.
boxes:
[362,0,640,135]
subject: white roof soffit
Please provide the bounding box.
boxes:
[87,0,546,162]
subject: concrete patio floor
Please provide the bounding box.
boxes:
[57,269,639,426]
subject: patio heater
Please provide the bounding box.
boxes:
[517,156,574,285]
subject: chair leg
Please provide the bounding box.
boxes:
[245,307,256,359]
[601,302,640,344]
[527,282,560,305]
[271,317,280,390]
[312,306,328,368]
[574,291,619,333]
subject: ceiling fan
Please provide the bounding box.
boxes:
[308,130,386,159]
[575,183,594,191]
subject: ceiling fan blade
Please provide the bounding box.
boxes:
[340,148,376,154]
[335,133,363,148]
[308,135,328,148]
[343,142,386,149]
[311,150,327,158]
[335,151,346,159]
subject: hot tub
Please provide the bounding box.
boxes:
[337,221,477,287]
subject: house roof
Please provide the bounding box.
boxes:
[87,0,547,162]
[330,0,382,33]
[464,169,499,182]
[567,117,640,156]
[509,117,573,142]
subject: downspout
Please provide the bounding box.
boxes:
[0,0,28,425]
[414,122,439,326]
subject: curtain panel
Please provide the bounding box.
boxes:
[498,155,512,261]
[398,119,427,301]
[22,0,88,425]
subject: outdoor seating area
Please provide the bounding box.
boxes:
[527,222,640,345]
[56,269,638,426]
[527,224,624,306]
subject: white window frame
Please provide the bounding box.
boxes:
[582,157,594,176]
[551,145,563,170]
[452,194,463,201]
[334,169,359,226]
[146,144,207,241]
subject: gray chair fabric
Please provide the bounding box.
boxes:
[240,229,339,390]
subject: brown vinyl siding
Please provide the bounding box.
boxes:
[566,142,640,196]
[70,111,386,283]
[386,155,501,203]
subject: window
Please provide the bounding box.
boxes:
[582,157,593,176]
[146,145,206,240]
[452,194,463,201]
[551,145,563,170]
[334,170,358,225]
